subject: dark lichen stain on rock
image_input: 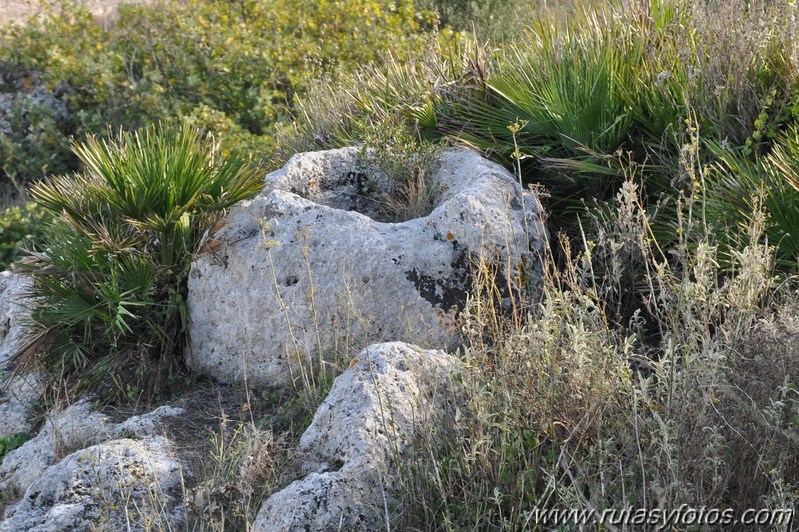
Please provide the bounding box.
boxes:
[345,171,370,194]
[404,242,473,310]
[406,240,528,312]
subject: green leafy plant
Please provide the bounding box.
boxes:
[433,3,654,197]
[0,432,29,460]
[706,127,799,270]
[16,121,262,402]
[0,201,52,270]
[356,114,445,222]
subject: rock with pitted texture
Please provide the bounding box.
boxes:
[253,342,462,531]
[1,436,186,532]
[187,147,545,386]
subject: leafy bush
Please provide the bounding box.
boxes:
[16,122,262,402]
[0,201,51,270]
[419,0,535,41]
[0,66,76,194]
[0,432,29,461]
[0,0,444,189]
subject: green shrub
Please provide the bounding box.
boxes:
[0,0,444,189]
[0,65,76,194]
[0,201,52,270]
[0,432,29,461]
[17,122,262,402]
[419,0,534,42]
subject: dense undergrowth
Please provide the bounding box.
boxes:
[0,0,450,184]
[291,0,799,270]
[398,176,799,530]
[2,0,799,530]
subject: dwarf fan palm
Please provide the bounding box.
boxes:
[705,127,799,271]
[17,122,263,401]
[437,5,645,196]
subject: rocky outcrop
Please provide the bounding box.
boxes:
[187,147,545,386]
[0,400,187,531]
[0,271,31,368]
[0,436,186,532]
[253,342,462,531]
[0,401,185,493]
[0,271,37,439]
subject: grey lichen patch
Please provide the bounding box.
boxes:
[405,242,473,311]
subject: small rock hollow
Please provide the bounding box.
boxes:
[291,162,443,224]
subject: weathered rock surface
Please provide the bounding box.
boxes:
[0,401,184,494]
[0,436,186,532]
[0,374,39,440]
[0,271,31,368]
[253,342,462,531]
[187,147,545,386]
[0,271,37,439]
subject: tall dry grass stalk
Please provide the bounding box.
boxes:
[396,154,799,529]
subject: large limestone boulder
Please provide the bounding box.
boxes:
[0,436,186,532]
[253,342,462,531]
[187,147,545,386]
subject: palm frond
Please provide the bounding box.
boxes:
[19,121,262,402]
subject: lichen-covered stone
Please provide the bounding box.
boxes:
[253,342,462,531]
[0,271,31,368]
[1,436,186,532]
[0,401,185,494]
[187,147,545,386]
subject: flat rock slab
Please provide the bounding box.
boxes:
[187,147,545,387]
